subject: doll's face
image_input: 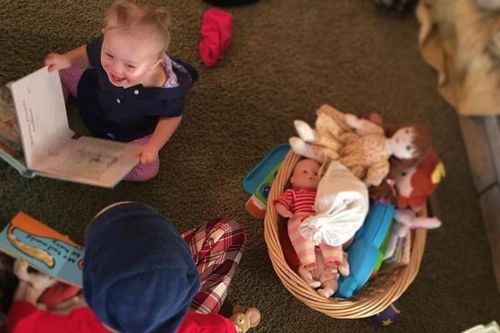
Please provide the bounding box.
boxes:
[290,159,321,189]
[391,127,418,159]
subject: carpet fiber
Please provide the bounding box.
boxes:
[0,1,499,332]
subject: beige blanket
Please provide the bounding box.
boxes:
[416,0,500,115]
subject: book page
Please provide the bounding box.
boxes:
[34,136,140,188]
[9,67,74,169]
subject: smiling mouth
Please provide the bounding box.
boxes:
[109,73,125,84]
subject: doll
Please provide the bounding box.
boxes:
[343,111,434,202]
[365,114,437,204]
[290,105,430,187]
[274,158,347,297]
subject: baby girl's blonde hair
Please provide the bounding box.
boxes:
[103,0,172,57]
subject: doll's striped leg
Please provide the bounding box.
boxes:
[288,214,317,270]
[123,135,160,181]
[181,217,246,314]
[318,243,343,269]
[59,67,84,102]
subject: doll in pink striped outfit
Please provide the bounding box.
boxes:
[274,159,346,297]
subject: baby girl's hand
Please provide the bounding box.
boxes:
[44,53,71,72]
[139,144,159,164]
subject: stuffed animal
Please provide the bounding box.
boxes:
[384,209,442,261]
[290,105,430,187]
[230,305,261,333]
[395,150,445,211]
[290,105,386,163]
[289,104,350,162]
[339,120,426,187]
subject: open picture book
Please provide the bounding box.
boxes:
[0,212,83,287]
[0,66,140,187]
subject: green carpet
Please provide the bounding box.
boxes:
[1,1,499,332]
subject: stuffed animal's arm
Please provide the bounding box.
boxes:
[394,209,442,229]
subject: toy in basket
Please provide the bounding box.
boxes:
[264,151,429,318]
[263,104,444,319]
[243,144,290,219]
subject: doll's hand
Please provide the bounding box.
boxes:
[44,53,72,72]
[139,144,159,164]
[14,280,46,306]
[275,203,293,218]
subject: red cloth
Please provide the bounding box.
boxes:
[278,219,301,272]
[8,302,237,333]
[39,282,81,311]
[8,303,109,333]
[199,8,233,67]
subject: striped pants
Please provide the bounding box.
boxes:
[287,212,342,270]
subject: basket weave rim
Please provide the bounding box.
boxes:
[263,150,427,319]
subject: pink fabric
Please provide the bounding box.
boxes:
[124,136,160,182]
[59,67,84,102]
[38,283,81,311]
[199,8,233,67]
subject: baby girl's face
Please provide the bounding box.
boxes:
[291,159,321,189]
[101,28,163,88]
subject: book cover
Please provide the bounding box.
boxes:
[0,84,32,177]
[0,212,83,287]
[0,66,140,187]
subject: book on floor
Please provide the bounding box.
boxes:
[0,66,140,188]
[0,211,83,287]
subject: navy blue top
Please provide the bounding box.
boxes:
[77,36,198,142]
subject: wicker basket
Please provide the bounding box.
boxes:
[263,150,427,319]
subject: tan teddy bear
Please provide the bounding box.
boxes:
[230,305,261,333]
